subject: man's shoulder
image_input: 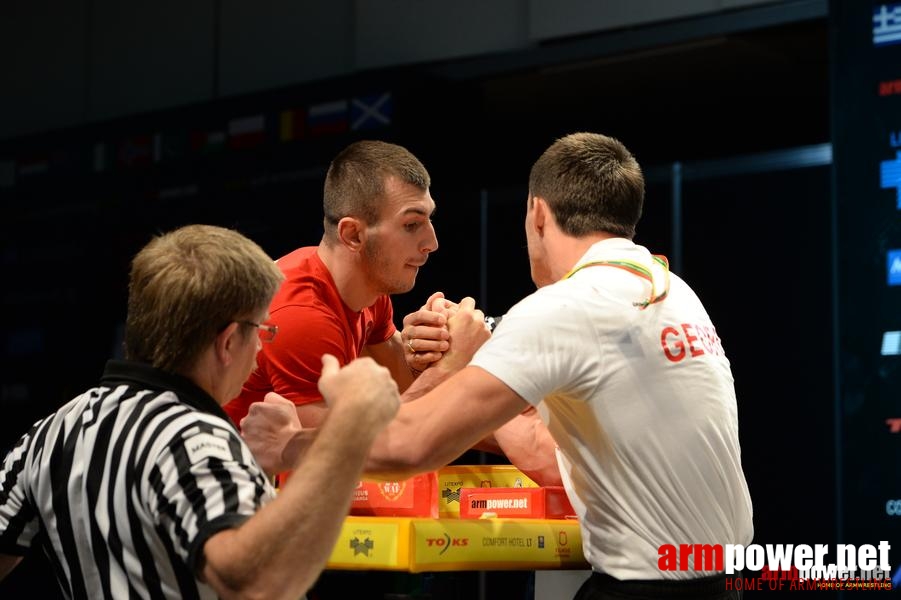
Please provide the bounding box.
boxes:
[275,246,320,278]
[514,281,577,310]
[272,248,340,310]
[277,246,317,263]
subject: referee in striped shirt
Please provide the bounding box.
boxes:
[0,224,401,599]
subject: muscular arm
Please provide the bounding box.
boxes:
[242,299,525,477]
[246,366,561,485]
[366,300,561,483]
[202,356,399,600]
[283,332,418,432]
[363,331,415,393]
[296,328,456,430]
[365,365,530,477]
[491,408,562,486]
[242,327,484,475]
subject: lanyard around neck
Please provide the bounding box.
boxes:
[562,255,670,310]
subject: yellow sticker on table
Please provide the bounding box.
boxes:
[327,516,411,570]
[408,518,587,572]
[436,465,538,518]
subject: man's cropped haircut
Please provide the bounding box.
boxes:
[528,132,644,239]
[322,140,430,241]
[125,224,284,373]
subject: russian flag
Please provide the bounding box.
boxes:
[308,100,348,136]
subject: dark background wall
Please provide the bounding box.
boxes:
[5,0,893,598]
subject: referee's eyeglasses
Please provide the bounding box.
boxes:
[239,320,278,343]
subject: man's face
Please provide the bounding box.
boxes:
[361,176,438,295]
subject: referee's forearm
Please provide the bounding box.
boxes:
[201,403,382,599]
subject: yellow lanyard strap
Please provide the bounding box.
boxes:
[562,255,670,310]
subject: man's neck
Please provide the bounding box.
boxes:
[317,240,379,312]
[549,232,620,281]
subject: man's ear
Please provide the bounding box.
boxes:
[215,322,240,366]
[336,216,365,252]
[531,195,548,233]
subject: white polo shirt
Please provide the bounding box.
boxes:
[471,238,753,580]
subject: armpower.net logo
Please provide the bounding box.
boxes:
[658,541,895,592]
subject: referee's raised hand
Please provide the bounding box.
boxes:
[318,354,400,433]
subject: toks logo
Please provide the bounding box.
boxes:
[426,533,470,555]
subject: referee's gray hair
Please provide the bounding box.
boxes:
[124,224,284,373]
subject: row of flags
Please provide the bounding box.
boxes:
[0,91,393,188]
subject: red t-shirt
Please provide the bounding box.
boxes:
[223,247,396,426]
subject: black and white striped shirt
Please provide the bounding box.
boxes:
[0,360,275,600]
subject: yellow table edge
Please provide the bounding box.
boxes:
[326,516,589,572]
